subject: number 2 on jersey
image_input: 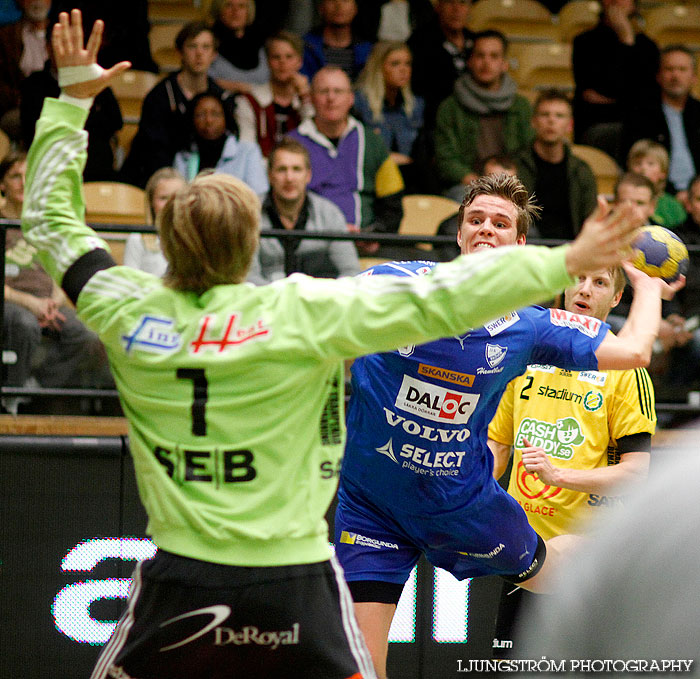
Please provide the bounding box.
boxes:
[519,374,534,400]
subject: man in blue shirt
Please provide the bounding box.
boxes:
[335,174,681,678]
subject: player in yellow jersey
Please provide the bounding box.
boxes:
[488,265,656,657]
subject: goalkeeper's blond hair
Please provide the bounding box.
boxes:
[158,173,260,294]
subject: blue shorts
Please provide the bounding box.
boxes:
[334,477,541,588]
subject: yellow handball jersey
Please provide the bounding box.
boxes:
[488,361,656,540]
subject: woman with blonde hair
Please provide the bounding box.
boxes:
[354,41,426,191]
[123,167,187,276]
[208,0,269,93]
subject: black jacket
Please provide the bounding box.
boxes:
[622,96,700,194]
[407,19,474,128]
[120,73,235,188]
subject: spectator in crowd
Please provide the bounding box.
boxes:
[435,154,516,261]
[301,0,373,82]
[209,0,269,94]
[355,0,435,43]
[0,0,51,140]
[407,0,473,128]
[649,174,700,401]
[174,91,268,194]
[253,0,293,36]
[281,0,316,36]
[0,0,21,26]
[235,30,314,158]
[572,0,659,160]
[615,171,657,225]
[627,139,686,229]
[435,30,533,202]
[623,45,700,206]
[248,137,360,283]
[289,66,404,250]
[0,152,107,410]
[123,168,187,277]
[120,22,235,188]
[515,89,598,240]
[353,41,426,193]
[19,23,122,181]
[48,1,157,72]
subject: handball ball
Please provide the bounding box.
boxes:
[631,226,689,283]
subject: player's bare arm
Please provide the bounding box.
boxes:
[487,438,511,480]
[596,262,685,370]
[520,438,649,495]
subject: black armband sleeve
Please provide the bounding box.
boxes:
[616,432,652,455]
[61,248,116,305]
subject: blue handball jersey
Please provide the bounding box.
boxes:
[343,260,609,516]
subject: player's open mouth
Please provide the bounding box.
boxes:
[573,301,590,312]
[473,242,494,249]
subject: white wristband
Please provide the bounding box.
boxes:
[59,92,94,109]
[58,63,104,87]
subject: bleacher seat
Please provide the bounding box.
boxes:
[358,257,392,271]
[110,70,161,124]
[570,144,620,196]
[84,182,146,225]
[0,129,10,164]
[469,0,558,42]
[557,0,601,43]
[509,42,574,91]
[400,195,461,251]
[148,0,203,24]
[150,23,185,72]
[643,4,700,50]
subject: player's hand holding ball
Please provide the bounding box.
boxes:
[631,225,689,283]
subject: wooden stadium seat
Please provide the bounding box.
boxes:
[0,128,10,164]
[0,415,128,435]
[517,88,539,106]
[400,194,461,251]
[570,144,621,196]
[469,0,558,42]
[84,181,146,225]
[509,42,573,91]
[110,70,161,123]
[150,22,185,72]
[693,59,700,100]
[643,4,700,50]
[358,257,392,271]
[115,123,139,170]
[148,0,203,24]
[557,0,601,43]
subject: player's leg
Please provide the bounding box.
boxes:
[353,602,395,679]
[334,482,420,679]
[347,581,406,679]
[515,533,585,593]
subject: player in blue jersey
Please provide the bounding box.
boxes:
[335,174,682,678]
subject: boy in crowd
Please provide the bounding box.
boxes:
[627,139,686,229]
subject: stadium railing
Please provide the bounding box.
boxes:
[1,218,699,421]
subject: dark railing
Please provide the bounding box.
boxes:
[2,218,700,416]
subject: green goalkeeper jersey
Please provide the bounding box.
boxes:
[22,98,576,567]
